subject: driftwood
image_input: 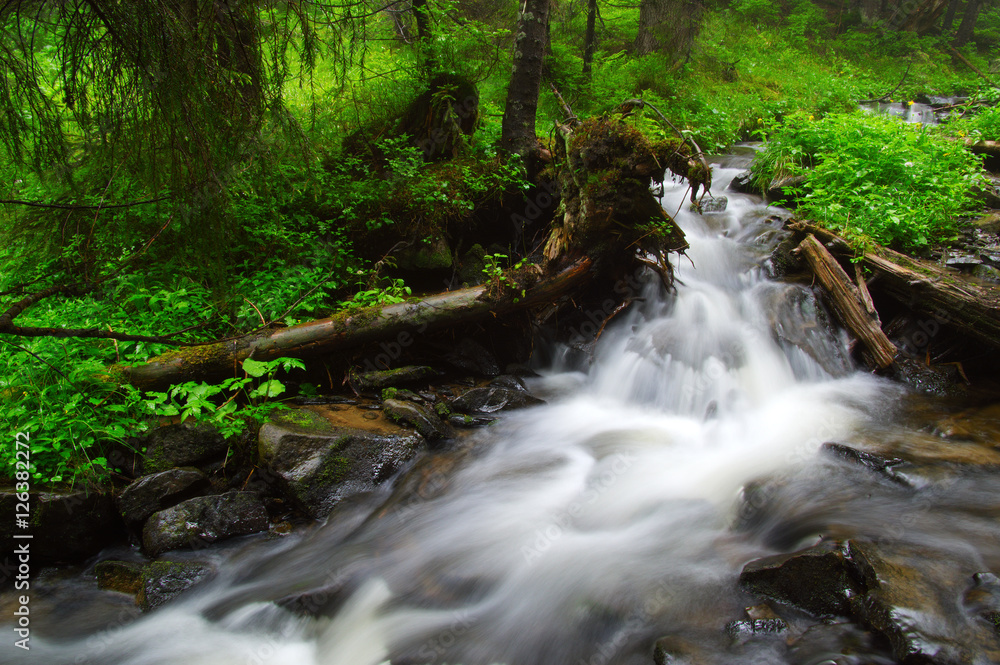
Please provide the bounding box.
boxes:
[118,258,593,390]
[796,234,898,369]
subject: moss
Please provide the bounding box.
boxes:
[382,387,398,401]
[434,401,451,417]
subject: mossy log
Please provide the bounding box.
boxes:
[542,115,703,270]
[117,258,593,390]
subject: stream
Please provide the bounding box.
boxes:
[5,154,1000,665]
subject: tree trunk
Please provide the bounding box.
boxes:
[500,0,551,165]
[583,0,597,78]
[633,0,702,64]
[942,0,961,31]
[117,258,593,390]
[953,0,982,45]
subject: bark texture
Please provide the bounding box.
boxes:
[633,0,702,63]
[500,0,551,161]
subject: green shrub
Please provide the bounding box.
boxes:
[752,111,985,251]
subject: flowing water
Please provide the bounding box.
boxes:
[6,156,1000,665]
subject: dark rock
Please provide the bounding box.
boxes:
[489,374,528,392]
[95,560,145,595]
[971,264,1000,283]
[739,540,858,617]
[965,572,1000,636]
[448,413,499,428]
[847,539,1000,664]
[394,236,452,270]
[766,175,806,203]
[893,358,968,398]
[788,622,888,665]
[652,635,710,665]
[450,386,544,414]
[142,422,228,474]
[766,233,805,277]
[693,195,728,213]
[137,560,214,611]
[821,443,913,487]
[276,578,355,617]
[349,365,436,392]
[0,489,123,566]
[142,491,269,557]
[973,212,1000,234]
[383,387,423,402]
[258,409,422,518]
[728,170,761,195]
[116,467,211,529]
[445,338,500,377]
[382,398,456,442]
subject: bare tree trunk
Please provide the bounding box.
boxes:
[953,0,982,45]
[633,0,702,64]
[942,0,961,31]
[582,0,597,78]
[500,0,550,165]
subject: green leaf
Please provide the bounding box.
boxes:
[242,358,270,378]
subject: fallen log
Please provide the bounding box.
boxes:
[796,234,898,369]
[861,245,1000,350]
[116,258,593,390]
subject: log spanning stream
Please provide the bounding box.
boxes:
[8,156,1000,664]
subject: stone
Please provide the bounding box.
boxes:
[445,338,500,377]
[449,386,544,414]
[116,467,211,529]
[141,421,228,474]
[258,409,422,518]
[382,398,455,442]
[141,491,268,557]
[95,560,145,595]
[0,489,124,565]
[847,539,1000,664]
[738,540,859,617]
[349,365,436,392]
[137,560,214,611]
[725,618,788,644]
[489,374,528,392]
[728,170,760,195]
[821,442,913,487]
[693,195,728,213]
[448,413,499,428]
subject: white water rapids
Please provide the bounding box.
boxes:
[12,159,995,665]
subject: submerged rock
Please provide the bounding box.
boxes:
[116,467,211,529]
[141,422,228,474]
[739,540,858,617]
[847,539,1000,665]
[95,560,145,595]
[141,491,268,556]
[821,442,913,487]
[258,408,422,518]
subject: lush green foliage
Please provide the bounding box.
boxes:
[752,112,986,250]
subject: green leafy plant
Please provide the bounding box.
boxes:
[752,111,986,251]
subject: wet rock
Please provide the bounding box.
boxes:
[141,421,228,474]
[449,385,544,414]
[382,398,455,442]
[448,413,499,428]
[973,212,1000,234]
[137,560,214,611]
[728,170,761,195]
[893,358,968,398]
[0,489,124,566]
[725,617,788,644]
[759,283,851,375]
[141,491,269,557]
[368,444,475,522]
[739,540,858,617]
[821,443,913,487]
[276,578,355,617]
[95,560,145,595]
[349,365,436,392]
[445,338,500,377]
[847,539,1000,664]
[489,374,528,392]
[788,622,889,665]
[971,264,1000,283]
[258,409,422,518]
[693,195,728,213]
[116,467,211,529]
[766,233,805,278]
[652,635,711,665]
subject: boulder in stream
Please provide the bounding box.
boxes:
[137,560,215,611]
[738,539,859,617]
[449,386,544,414]
[116,467,211,529]
[141,421,228,474]
[382,398,455,442]
[258,408,422,518]
[141,491,268,556]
